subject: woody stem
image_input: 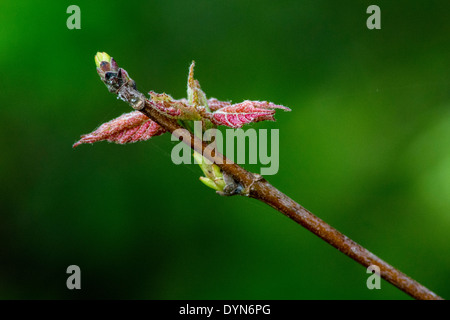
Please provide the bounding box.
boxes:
[106,68,443,300]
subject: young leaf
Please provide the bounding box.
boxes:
[148,91,202,121]
[206,100,291,128]
[207,98,232,111]
[187,61,209,110]
[73,111,165,147]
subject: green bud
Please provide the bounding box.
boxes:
[194,152,226,192]
[199,177,221,191]
[95,52,111,68]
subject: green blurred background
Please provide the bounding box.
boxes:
[1,0,449,299]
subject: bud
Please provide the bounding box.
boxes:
[95,52,111,68]
[193,152,226,192]
[94,52,136,92]
[199,177,221,191]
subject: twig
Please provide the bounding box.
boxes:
[97,59,444,300]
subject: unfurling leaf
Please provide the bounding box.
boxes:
[73,111,165,148]
[148,91,203,121]
[207,98,232,111]
[187,61,209,110]
[206,100,291,128]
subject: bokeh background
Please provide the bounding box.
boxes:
[1,0,449,299]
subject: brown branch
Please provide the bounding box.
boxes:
[133,99,443,300]
[96,57,443,300]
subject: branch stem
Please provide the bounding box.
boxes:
[133,98,442,300]
[91,53,443,300]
